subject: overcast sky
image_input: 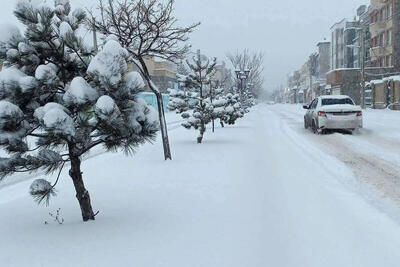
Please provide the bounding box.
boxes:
[0,0,367,90]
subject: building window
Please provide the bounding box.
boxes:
[388,3,393,19]
[387,55,393,67]
[387,30,392,46]
[380,32,385,46]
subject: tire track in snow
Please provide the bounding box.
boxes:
[268,104,400,208]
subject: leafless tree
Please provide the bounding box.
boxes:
[90,0,200,160]
[227,49,265,98]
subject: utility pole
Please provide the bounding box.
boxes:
[360,29,366,109]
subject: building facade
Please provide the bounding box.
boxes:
[369,0,397,68]
[331,19,360,69]
[316,41,331,78]
[354,5,371,68]
[129,57,178,93]
[144,57,179,92]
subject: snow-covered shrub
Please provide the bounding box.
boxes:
[168,88,190,113]
[0,0,159,222]
[221,93,244,125]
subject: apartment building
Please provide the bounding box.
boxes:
[330,19,360,69]
[369,0,396,68]
[128,57,178,93]
[312,41,331,95]
[144,57,179,92]
[315,41,331,79]
[354,5,371,68]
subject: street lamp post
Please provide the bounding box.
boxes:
[235,69,250,103]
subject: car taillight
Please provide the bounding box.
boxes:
[317,111,326,117]
[356,111,362,116]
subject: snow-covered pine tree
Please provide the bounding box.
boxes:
[222,93,244,125]
[242,90,256,111]
[177,61,189,76]
[0,0,158,221]
[181,53,216,143]
[167,74,192,113]
[209,85,227,129]
[167,89,190,114]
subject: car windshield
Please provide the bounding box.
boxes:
[321,98,354,106]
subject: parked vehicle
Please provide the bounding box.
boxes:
[303,95,363,134]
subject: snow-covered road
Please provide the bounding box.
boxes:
[1,104,400,266]
[269,104,400,212]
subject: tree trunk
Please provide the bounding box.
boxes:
[220,120,224,128]
[69,155,95,222]
[137,57,172,160]
[197,121,205,144]
[154,90,172,160]
[197,133,203,144]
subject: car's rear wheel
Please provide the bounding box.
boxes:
[312,120,325,135]
[304,117,309,129]
[312,120,317,134]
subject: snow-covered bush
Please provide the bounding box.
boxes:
[167,88,190,113]
[0,0,158,221]
[221,93,244,125]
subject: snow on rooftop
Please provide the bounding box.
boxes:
[370,79,384,84]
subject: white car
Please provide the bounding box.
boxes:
[303,95,363,134]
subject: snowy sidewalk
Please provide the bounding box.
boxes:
[1,105,400,267]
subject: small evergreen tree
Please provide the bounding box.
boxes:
[209,85,227,129]
[0,0,158,221]
[221,93,244,125]
[180,53,216,143]
[242,90,256,111]
[167,74,193,113]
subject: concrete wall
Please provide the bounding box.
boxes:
[326,69,362,104]
[371,82,388,109]
[392,81,400,105]
[370,79,400,109]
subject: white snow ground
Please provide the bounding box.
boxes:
[1,104,400,267]
[270,104,400,213]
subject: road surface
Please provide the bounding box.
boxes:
[1,104,400,267]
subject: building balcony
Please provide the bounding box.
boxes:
[370,19,393,37]
[370,46,386,57]
[368,2,385,14]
